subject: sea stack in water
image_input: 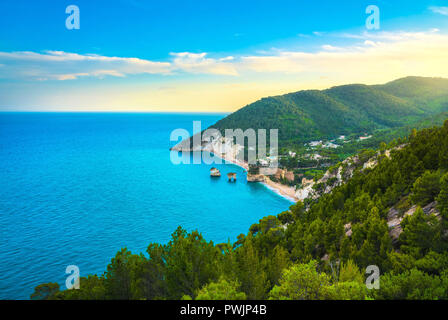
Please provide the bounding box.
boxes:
[227,172,236,182]
[210,167,221,177]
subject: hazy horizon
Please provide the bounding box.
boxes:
[2,74,447,112]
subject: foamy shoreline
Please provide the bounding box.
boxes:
[262,178,298,203]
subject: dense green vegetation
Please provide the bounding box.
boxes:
[278,111,448,182]
[211,77,448,146]
[33,120,448,300]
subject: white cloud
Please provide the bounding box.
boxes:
[220,56,234,61]
[321,45,343,51]
[363,40,378,47]
[341,30,440,41]
[237,31,448,83]
[55,73,89,81]
[0,50,238,81]
[51,70,125,81]
[170,52,238,76]
[429,6,448,16]
[1,30,448,85]
[0,51,172,80]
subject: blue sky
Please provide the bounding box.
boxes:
[1,0,448,111]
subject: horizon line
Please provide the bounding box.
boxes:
[0,110,231,114]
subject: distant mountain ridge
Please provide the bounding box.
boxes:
[210,76,448,145]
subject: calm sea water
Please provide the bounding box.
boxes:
[0,112,292,299]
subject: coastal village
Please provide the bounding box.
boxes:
[172,131,375,203]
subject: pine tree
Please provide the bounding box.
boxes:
[410,171,442,206]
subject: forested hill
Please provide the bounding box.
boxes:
[210,76,448,144]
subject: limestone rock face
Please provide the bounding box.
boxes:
[294,145,406,204]
[285,171,295,182]
[247,174,266,182]
[422,201,441,218]
[344,223,352,237]
[387,207,404,242]
[301,178,314,186]
[295,183,315,201]
[387,201,440,243]
[274,169,285,180]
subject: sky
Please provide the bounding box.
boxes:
[1,0,448,112]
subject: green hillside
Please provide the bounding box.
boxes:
[324,84,422,126]
[211,76,448,145]
[375,76,448,113]
[376,76,448,101]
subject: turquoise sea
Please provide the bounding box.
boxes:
[0,112,292,299]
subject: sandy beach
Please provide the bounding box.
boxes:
[208,151,249,170]
[262,177,298,203]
